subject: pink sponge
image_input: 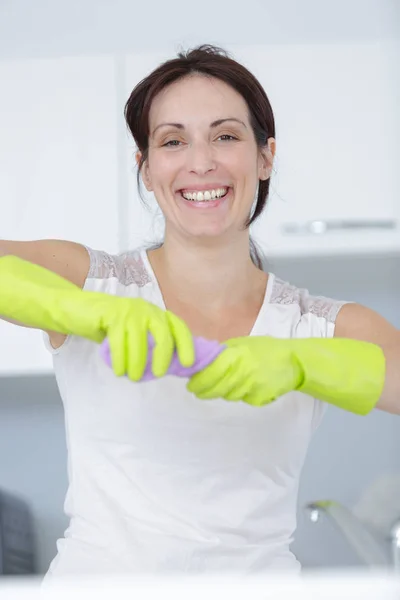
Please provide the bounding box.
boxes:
[99,334,225,381]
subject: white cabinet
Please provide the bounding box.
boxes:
[122,52,169,251]
[123,44,400,258]
[0,56,121,375]
[236,42,400,257]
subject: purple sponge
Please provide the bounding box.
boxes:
[99,334,225,381]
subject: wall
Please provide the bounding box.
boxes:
[0,0,398,59]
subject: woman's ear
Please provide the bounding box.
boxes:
[258,137,276,181]
[136,151,153,191]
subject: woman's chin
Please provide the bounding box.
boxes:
[178,221,232,240]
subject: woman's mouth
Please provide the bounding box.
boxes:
[179,187,231,208]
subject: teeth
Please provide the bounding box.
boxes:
[182,187,228,202]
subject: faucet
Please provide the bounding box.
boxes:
[305,499,400,571]
[391,518,400,572]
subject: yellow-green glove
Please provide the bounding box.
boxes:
[0,255,194,379]
[187,336,386,415]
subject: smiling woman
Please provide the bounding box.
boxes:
[125,46,276,266]
[0,44,398,581]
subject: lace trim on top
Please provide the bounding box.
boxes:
[84,247,151,288]
[84,246,347,322]
[270,276,347,324]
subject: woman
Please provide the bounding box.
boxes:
[0,45,399,578]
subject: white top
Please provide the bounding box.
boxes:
[42,247,349,579]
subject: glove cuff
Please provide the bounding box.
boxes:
[293,338,386,415]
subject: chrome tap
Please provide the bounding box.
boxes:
[305,474,400,571]
[305,500,388,567]
[390,519,400,572]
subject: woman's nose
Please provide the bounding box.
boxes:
[186,142,216,175]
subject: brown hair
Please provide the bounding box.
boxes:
[124,44,276,267]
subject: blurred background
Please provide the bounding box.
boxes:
[0,0,399,577]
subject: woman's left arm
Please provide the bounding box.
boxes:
[334,303,400,415]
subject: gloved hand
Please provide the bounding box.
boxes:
[186,336,386,415]
[0,255,194,379]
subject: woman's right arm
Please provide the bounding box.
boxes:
[0,241,195,377]
[0,239,90,348]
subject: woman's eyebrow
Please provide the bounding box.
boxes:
[210,118,247,129]
[151,118,247,136]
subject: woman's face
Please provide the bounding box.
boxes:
[139,74,275,241]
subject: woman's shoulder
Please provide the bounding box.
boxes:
[83,245,153,290]
[262,272,354,340]
[267,272,351,324]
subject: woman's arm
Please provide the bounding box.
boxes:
[0,239,90,348]
[334,303,400,415]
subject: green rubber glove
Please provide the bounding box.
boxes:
[0,255,194,379]
[187,336,386,415]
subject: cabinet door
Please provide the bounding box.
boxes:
[235,42,400,257]
[122,52,169,251]
[0,56,121,375]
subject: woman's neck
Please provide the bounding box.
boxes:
[147,233,265,313]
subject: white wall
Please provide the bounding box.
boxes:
[0,0,398,59]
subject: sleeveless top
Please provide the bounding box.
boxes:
[42,246,349,579]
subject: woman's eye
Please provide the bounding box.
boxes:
[162,135,237,146]
[163,140,182,147]
[217,134,237,141]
